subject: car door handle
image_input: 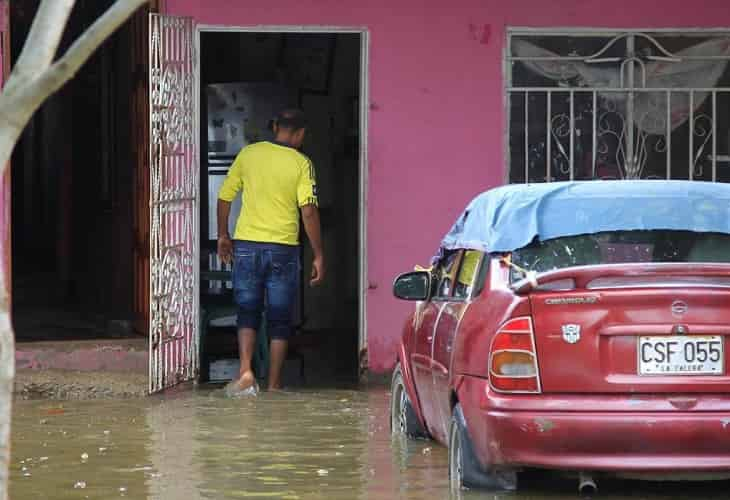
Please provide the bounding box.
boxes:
[668,397,697,410]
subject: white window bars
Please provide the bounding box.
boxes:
[506,30,730,183]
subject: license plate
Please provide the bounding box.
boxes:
[638,336,724,375]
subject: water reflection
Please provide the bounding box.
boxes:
[190,389,367,499]
[145,394,201,498]
[10,399,153,499]
[9,387,730,499]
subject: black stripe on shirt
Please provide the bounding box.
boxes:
[305,158,316,183]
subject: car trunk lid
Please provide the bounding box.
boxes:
[526,264,730,394]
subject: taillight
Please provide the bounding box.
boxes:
[489,317,541,393]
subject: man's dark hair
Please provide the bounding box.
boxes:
[275,109,307,131]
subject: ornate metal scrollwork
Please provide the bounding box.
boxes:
[149,15,198,393]
[511,31,730,182]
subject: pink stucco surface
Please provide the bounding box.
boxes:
[165,0,730,373]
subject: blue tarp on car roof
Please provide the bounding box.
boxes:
[437,180,730,257]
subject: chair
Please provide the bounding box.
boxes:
[199,269,269,384]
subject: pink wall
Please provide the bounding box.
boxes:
[166,0,730,373]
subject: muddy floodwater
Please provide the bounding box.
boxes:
[9,387,730,499]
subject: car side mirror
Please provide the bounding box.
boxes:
[393,271,431,301]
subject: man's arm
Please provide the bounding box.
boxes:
[301,204,324,286]
[217,199,233,265]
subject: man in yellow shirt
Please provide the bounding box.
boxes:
[217,109,324,393]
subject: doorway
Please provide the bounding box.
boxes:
[196,28,367,385]
[9,0,144,344]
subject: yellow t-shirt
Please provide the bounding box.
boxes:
[218,141,318,245]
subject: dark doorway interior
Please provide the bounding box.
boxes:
[10,0,143,342]
[199,32,361,385]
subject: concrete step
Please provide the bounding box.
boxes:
[16,339,148,374]
[14,369,147,400]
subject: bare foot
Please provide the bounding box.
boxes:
[234,370,256,390]
[224,371,259,398]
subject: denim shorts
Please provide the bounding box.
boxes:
[232,240,300,340]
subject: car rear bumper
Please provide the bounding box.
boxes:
[458,375,730,472]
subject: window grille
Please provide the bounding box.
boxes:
[506,30,730,183]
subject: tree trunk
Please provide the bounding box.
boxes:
[0,0,150,168]
[0,261,12,500]
[0,4,13,493]
[0,1,151,497]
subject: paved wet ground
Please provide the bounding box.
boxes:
[9,387,730,499]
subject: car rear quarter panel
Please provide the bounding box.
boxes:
[451,261,531,379]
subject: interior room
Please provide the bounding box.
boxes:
[198,31,362,386]
[10,0,146,343]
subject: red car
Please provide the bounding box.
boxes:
[390,180,730,494]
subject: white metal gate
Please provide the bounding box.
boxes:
[149,14,198,393]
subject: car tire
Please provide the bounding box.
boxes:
[390,364,427,438]
[449,403,517,492]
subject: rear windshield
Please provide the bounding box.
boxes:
[511,230,730,280]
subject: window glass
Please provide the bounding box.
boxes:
[472,254,490,298]
[510,230,730,282]
[454,250,482,299]
[434,251,460,299]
